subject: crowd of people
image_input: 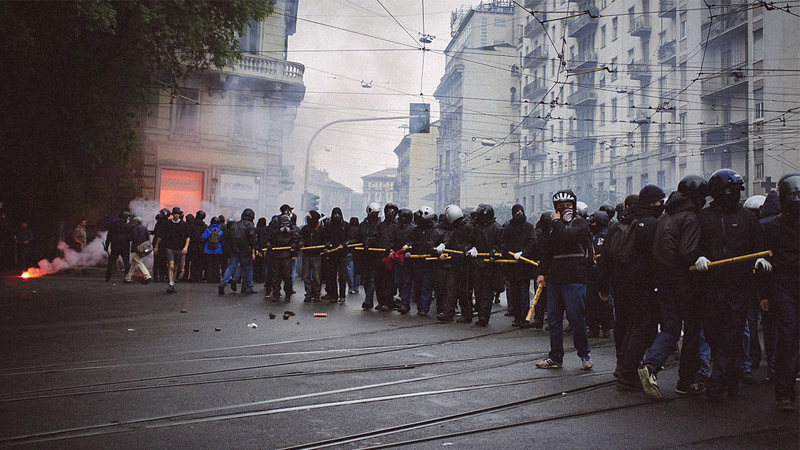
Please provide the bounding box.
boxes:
[95,170,800,412]
[0,208,35,273]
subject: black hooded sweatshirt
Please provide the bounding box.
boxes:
[651,191,701,284]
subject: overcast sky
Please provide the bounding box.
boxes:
[287,0,468,193]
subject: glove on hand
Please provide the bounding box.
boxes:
[435,243,446,255]
[513,252,522,260]
[467,247,478,258]
[695,256,710,272]
[755,258,773,273]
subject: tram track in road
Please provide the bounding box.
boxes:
[0,366,618,448]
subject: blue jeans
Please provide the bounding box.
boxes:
[772,274,799,401]
[642,282,702,385]
[412,266,432,313]
[346,252,356,290]
[546,282,590,362]
[698,330,711,378]
[396,263,413,307]
[221,254,253,292]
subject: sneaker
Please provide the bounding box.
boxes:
[638,365,661,401]
[338,297,346,304]
[263,292,272,300]
[361,301,373,310]
[417,311,427,316]
[475,319,488,327]
[437,314,453,322]
[456,317,472,324]
[777,399,796,412]
[399,305,410,314]
[675,382,706,396]
[581,356,593,371]
[218,285,225,296]
[166,285,176,294]
[142,278,151,285]
[230,280,237,292]
[511,320,521,327]
[536,358,562,369]
[123,279,132,284]
[284,294,291,302]
[379,305,391,312]
[531,318,543,329]
[329,297,339,304]
[504,311,514,317]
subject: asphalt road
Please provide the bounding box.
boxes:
[0,271,797,449]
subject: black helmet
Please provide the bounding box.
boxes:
[778,173,800,211]
[159,208,170,218]
[120,211,131,221]
[278,215,291,227]
[241,208,255,221]
[708,169,744,199]
[210,216,220,225]
[280,204,293,215]
[678,175,709,200]
[195,210,206,221]
[384,202,398,218]
[444,205,463,224]
[474,203,494,225]
[599,204,615,220]
[398,208,413,224]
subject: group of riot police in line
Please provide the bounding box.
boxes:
[103,169,798,412]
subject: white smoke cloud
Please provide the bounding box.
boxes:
[23,232,108,277]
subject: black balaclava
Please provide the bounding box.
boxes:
[511,204,525,223]
[307,210,320,227]
[331,207,343,226]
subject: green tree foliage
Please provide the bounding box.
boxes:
[0,0,271,244]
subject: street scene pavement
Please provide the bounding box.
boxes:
[1,271,797,450]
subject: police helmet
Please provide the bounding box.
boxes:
[677,175,709,200]
[778,173,800,208]
[418,206,436,222]
[444,205,463,224]
[743,195,766,213]
[474,203,495,224]
[398,208,413,224]
[576,201,589,218]
[366,202,381,215]
[708,169,744,199]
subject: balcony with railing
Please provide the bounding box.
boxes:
[571,51,598,70]
[634,109,652,124]
[700,63,747,97]
[566,128,595,144]
[659,0,676,17]
[629,15,651,36]
[522,115,546,130]
[521,142,547,160]
[628,60,652,81]
[524,0,545,9]
[228,54,305,85]
[524,15,546,37]
[523,78,549,101]
[567,12,599,38]
[524,46,547,67]
[701,120,749,149]
[567,89,598,108]
[701,8,747,41]
[657,40,676,64]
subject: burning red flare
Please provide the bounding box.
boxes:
[20,269,41,279]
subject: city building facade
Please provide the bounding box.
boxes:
[134,0,305,219]
[394,120,439,210]
[361,168,398,211]
[434,0,518,212]
[511,0,800,216]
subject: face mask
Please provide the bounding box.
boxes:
[557,205,574,223]
[719,190,741,210]
[653,205,665,217]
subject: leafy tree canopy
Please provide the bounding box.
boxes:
[0,0,271,243]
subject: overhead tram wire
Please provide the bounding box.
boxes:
[374,0,423,48]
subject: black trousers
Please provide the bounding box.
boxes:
[205,254,222,283]
[106,246,130,280]
[324,253,347,298]
[271,258,294,297]
[443,263,469,319]
[473,267,495,323]
[615,283,658,381]
[507,278,531,323]
[375,262,395,308]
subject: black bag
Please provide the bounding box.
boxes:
[604,220,638,264]
[207,228,221,250]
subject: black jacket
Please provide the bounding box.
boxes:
[408,219,436,265]
[698,201,762,286]
[228,219,256,256]
[500,217,537,280]
[267,225,300,260]
[761,214,800,299]
[190,219,208,251]
[444,215,474,267]
[602,204,659,288]
[538,216,592,285]
[299,221,325,255]
[651,191,701,284]
[392,221,415,252]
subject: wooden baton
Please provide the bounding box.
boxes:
[688,250,772,272]
[525,282,545,322]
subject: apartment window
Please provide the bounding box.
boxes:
[657,170,666,188]
[679,164,686,180]
[539,194,544,211]
[600,103,606,125]
[558,155,563,174]
[611,57,618,80]
[628,7,636,31]
[611,97,618,121]
[753,29,763,61]
[680,12,687,39]
[240,20,261,54]
[679,113,687,138]
[601,26,607,47]
[628,93,635,116]
[754,88,764,120]
[599,73,606,86]
[626,176,633,196]
[641,173,649,190]
[494,17,506,26]
[174,88,200,135]
[612,17,618,40]
[680,62,687,88]
[234,95,255,140]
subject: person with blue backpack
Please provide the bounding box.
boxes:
[202,216,224,284]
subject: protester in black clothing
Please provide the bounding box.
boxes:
[391,208,416,311]
[372,203,399,311]
[436,205,473,322]
[431,213,451,314]
[266,214,300,302]
[638,176,708,400]
[586,210,612,338]
[322,207,348,303]
[604,186,663,387]
[345,216,362,294]
[104,212,131,281]
[360,203,382,309]
[500,204,538,328]
[299,210,325,302]
[467,204,503,327]
[761,174,800,412]
[153,207,189,294]
[188,211,208,283]
[254,217,268,285]
[694,169,765,402]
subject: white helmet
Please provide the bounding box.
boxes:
[576,201,589,218]
[366,202,381,215]
[418,206,436,221]
[743,195,766,213]
[444,204,463,224]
